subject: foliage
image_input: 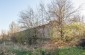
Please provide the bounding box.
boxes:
[13,28,38,45]
[63,22,85,41]
[51,22,85,42]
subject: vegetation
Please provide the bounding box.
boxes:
[0,0,85,55]
[0,47,85,55]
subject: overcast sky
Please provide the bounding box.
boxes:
[0,0,85,32]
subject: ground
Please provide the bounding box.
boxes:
[0,42,85,55]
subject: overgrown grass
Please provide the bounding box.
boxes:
[58,47,85,55]
[10,49,31,55]
[9,47,85,55]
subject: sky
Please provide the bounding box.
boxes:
[0,0,85,32]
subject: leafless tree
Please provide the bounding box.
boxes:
[1,30,7,43]
[9,21,21,34]
[19,8,35,29]
[38,3,48,24]
[70,15,81,23]
[8,21,21,42]
[48,0,80,38]
[38,3,49,39]
[19,8,39,45]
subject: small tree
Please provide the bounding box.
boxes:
[1,30,7,43]
[19,8,39,45]
[8,21,21,42]
[9,21,20,33]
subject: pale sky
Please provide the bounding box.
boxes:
[0,0,85,32]
[72,0,85,16]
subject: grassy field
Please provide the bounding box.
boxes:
[58,47,85,55]
[9,47,85,55]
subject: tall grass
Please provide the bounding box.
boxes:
[1,47,85,55]
[15,47,85,55]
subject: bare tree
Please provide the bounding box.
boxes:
[9,21,20,34]
[48,0,79,38]
[38,3,48,24]
[70,15,81,23]
[19,8,40,45]
[8,21,21,37]
[19,8,35,29]
[8,21,21,42]
[38,3,51,39]
[1,30,7,43]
